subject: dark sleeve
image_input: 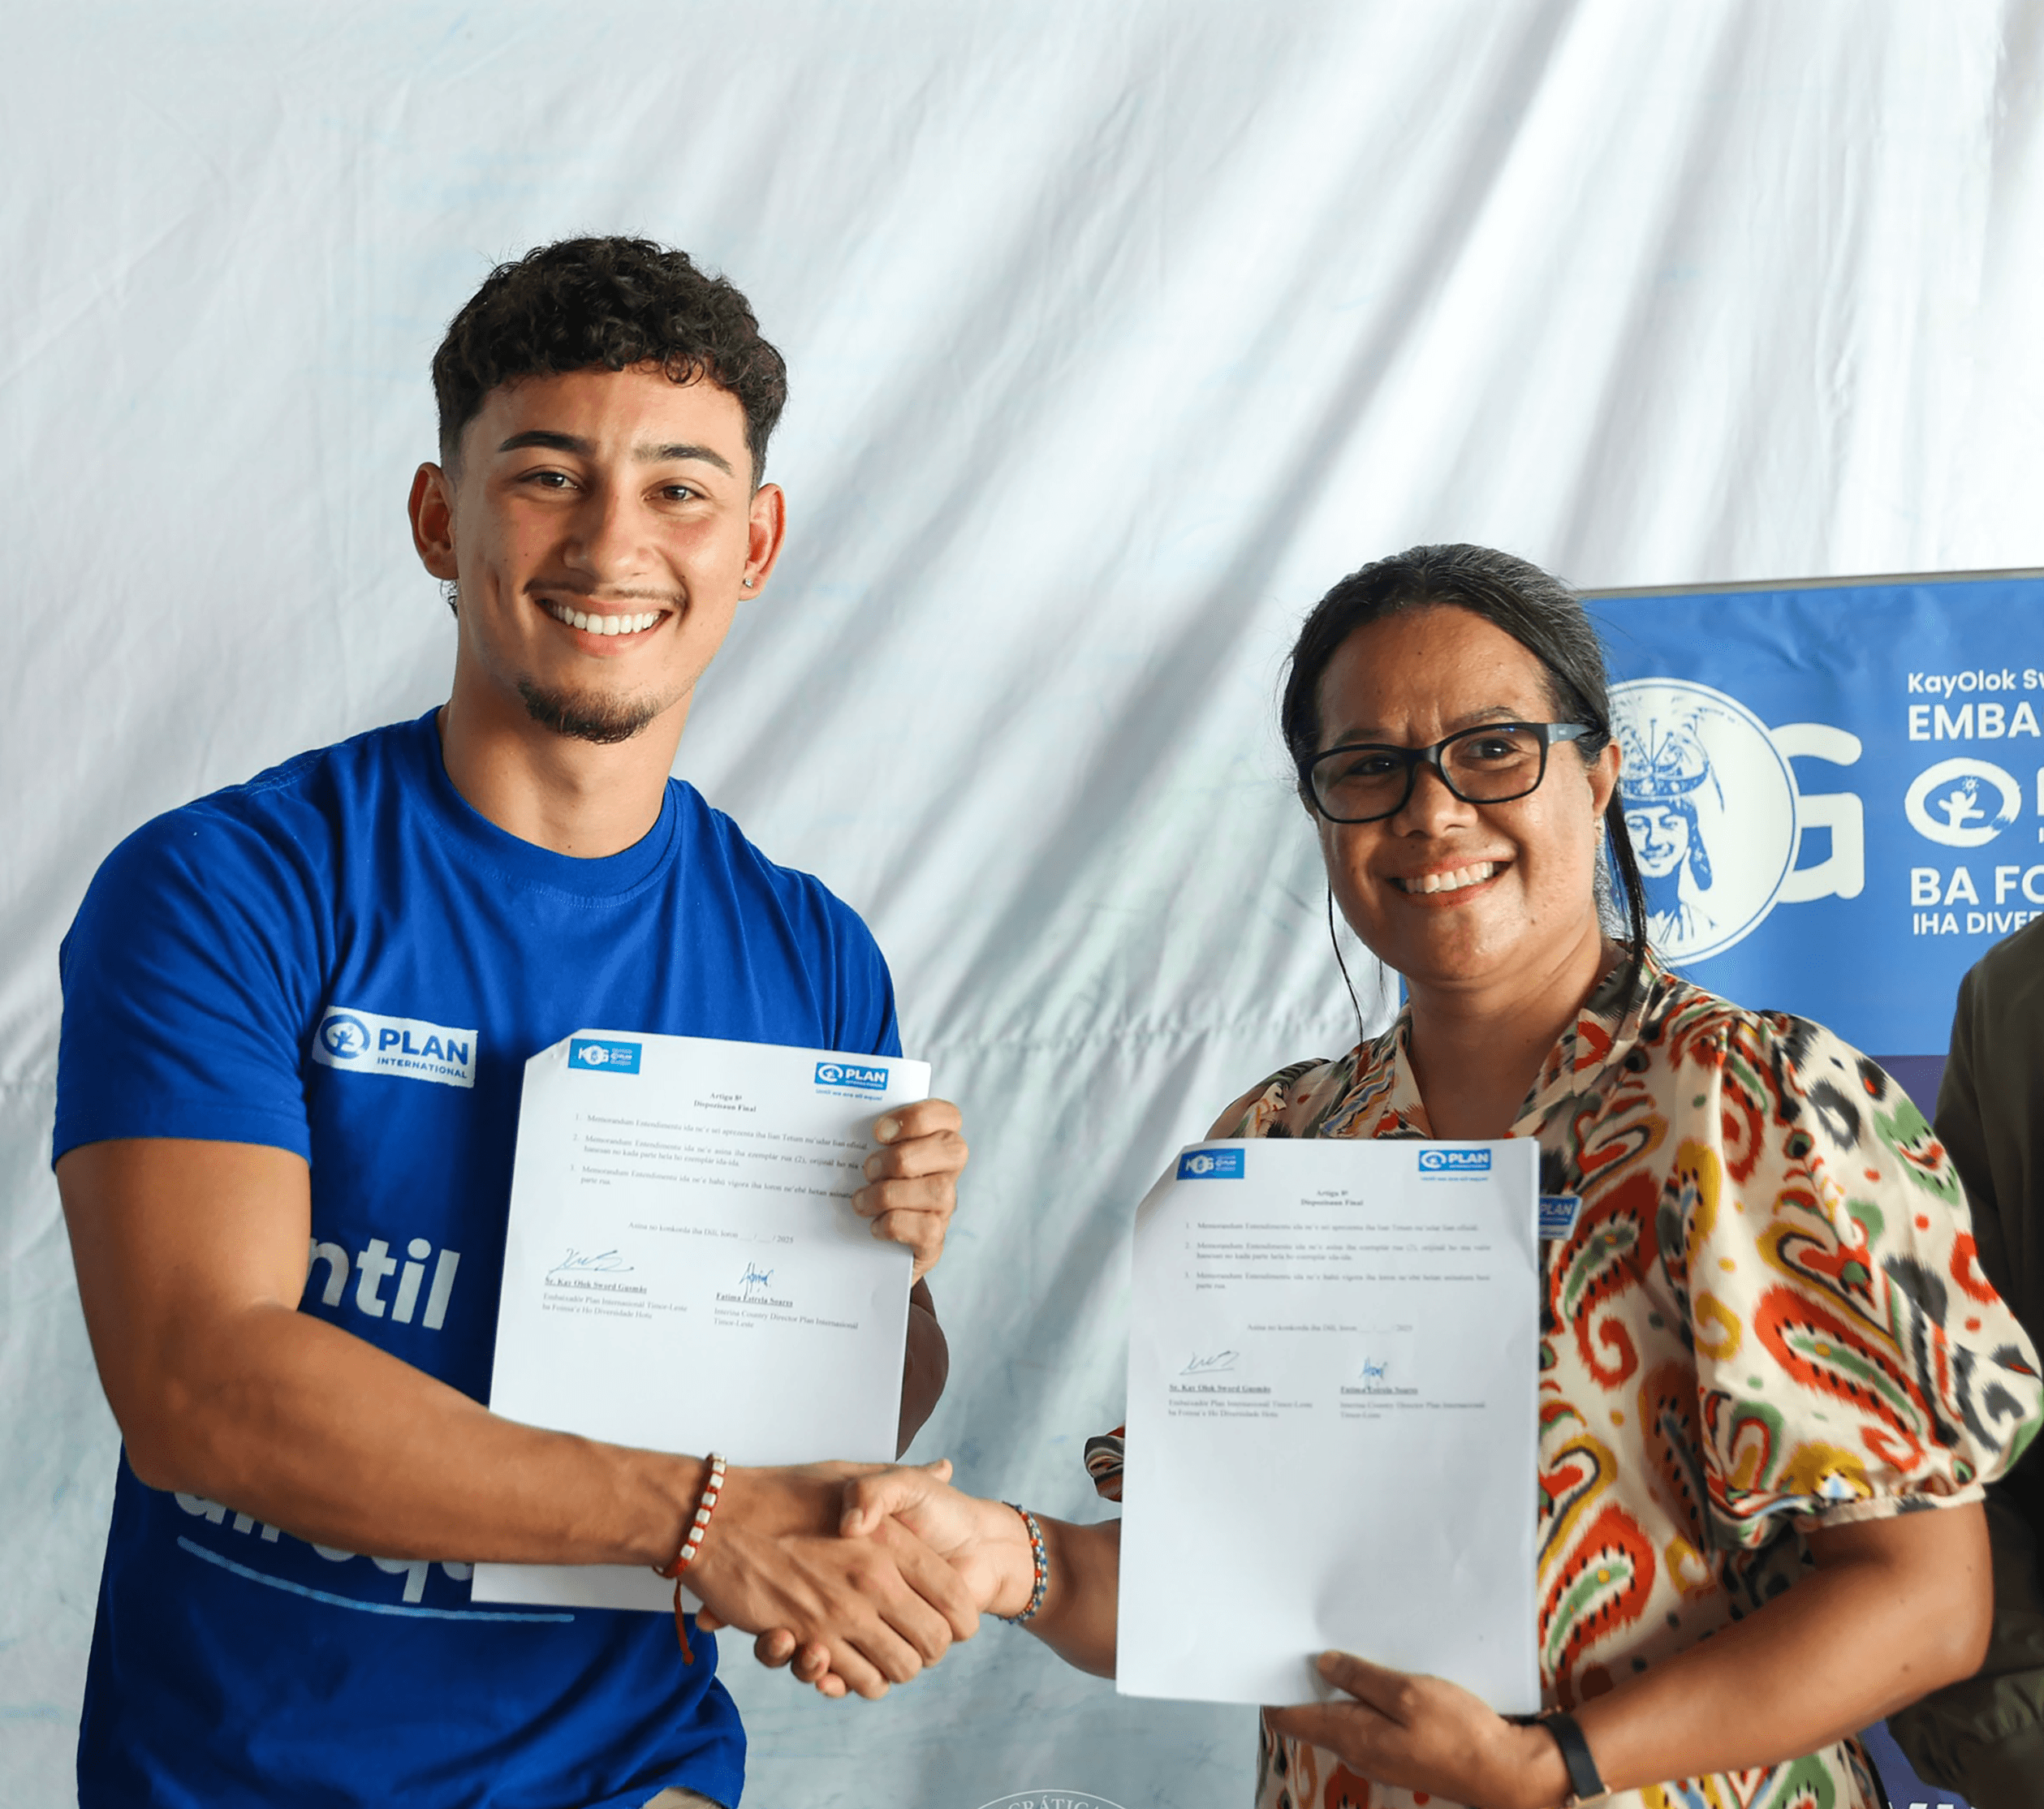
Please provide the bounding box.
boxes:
[1938,960,2016,1307]
[897,1276,948,1453]
[54,808,320,1165]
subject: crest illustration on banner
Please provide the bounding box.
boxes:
[1611,679,1863,963]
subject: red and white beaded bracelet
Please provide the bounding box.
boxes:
[998,1502,1048,1624]
[655,1452,727,1660]
[659,1452,727,1581]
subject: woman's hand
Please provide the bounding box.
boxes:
[1262,1652,1569,1809]
[839,1458,1038,1616]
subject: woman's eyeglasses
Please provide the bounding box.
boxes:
[1303,721,1594,824]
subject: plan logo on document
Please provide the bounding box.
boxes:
[814,1060,889,1092]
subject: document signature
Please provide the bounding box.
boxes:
[740,1262,776,1300]
[1181,1349,1240,1376]
[548,1247,636,1277]
[1360,1356,1391,1383]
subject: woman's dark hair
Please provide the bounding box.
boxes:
[430,236,788,479]
[1279,542,1650,1007]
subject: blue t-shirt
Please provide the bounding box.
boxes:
[54,711,902,1809]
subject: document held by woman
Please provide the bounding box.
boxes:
[472,1031,927,1613]
[1118,1138,1541,1711]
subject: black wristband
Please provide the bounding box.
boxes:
[1538,1711,1605,1803]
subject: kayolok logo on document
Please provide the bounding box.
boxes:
[313,1009,476,1089]
[815,1061,889,1092]
[569,1038,641,1075]
[1417,1146,1491,1177]
[1177,1148,1244,1180]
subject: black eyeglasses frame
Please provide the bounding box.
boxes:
[1302,721,1596,824]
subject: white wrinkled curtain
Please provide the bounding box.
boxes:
[6,4,2044,1804]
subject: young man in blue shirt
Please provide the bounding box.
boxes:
[54,236,976,1808]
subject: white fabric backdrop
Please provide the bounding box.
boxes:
[7,3,2044,1803]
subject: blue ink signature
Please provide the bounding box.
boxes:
[740,1263,775,1297]
[1181,1350,1240,1376]
[1360,1357,1391,1383]
[548,1247,635,1278]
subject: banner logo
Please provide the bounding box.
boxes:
[569,1038,641,1074]
[1904,756,2022,848]
[1612,678,1863,963]
[815,1061,889,1091]
[1589,578,2044,1052]
[1177,1148,1244,1179]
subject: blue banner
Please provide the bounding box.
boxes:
[1587,572,2044,1064]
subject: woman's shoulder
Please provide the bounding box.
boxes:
[1634,964,1766,1045]
[1214,1032,1397,1139]
[1207,1058,1328,1139]
[1636,966,1925,1150]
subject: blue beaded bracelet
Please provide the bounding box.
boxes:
[998,1503,1047,1624]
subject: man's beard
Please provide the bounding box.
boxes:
[517,678,667,746]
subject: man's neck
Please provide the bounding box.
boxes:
[436,670,689,859]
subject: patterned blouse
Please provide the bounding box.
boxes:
[1089,955,2042,1809]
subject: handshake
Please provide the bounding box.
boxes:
[681,1458,1040,1700]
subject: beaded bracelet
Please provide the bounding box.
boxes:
[998,1502,1048,1624]
[653,1452,726,1661]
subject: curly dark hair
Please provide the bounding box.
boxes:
[431,236,788,478]
[1279,543,1650,1007]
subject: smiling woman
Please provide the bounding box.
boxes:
[779,544,2044,1809]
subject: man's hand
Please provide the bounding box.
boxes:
[716,1458,1036,1698]
[1261,1652,1567,1809]
[840,1459,1035,1615]
[856,1100,966,1280]
[683,1460,984,1700]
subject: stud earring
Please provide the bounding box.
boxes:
[740,576,755,588]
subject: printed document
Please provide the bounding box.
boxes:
[472,1031,927,1613]
[1117,1137,1540,1710]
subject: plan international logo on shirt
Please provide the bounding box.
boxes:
[313,1009,476,1088]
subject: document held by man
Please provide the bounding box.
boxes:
[472,1031,928,1613]
[1117,1137,1540,1711]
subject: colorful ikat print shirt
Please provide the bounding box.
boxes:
[1093,956,2042,1809]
